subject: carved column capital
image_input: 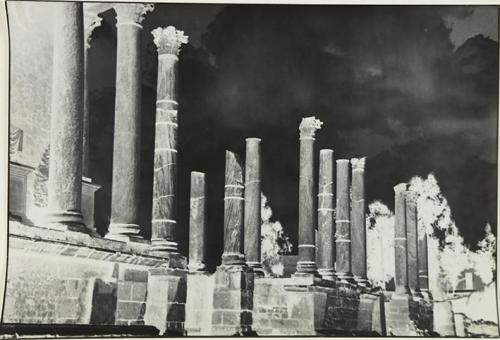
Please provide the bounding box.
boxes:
[84,12,102,49]
[350,157,366,171]
[114,3,154,28]
[152,26,188,56]
[405,190,419,206]
[299,116,323,140]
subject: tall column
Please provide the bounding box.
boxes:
[107,4,153,242]
[244,138,263,275]
[317,149,335,280]
[149,26,188,253]
[405,190,419,294]
[82,11,102,177]
[222,151,245,266]
[296,117,323,275]
[43,2,86,232]
[418,232,431,297]
[189,172,207,272]
[351,157,369,286]
[335,159,353,281]
[394,183,410,295]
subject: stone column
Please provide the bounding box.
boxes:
[418,231,431,297]
[351,157,369,285]
[43,2,86,232]
[244,138,263,275]
[335,159,353,281]
[149,26,188,253]
[296,117,323,275]
[317,149,335,280]
[394,183,410,295]
[107,4,153,242]
[405,190,419,294]
[221,151,246,266]
[82,11,102,177]
[189,172,207,272]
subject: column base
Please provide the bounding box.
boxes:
[354,276,371,288]
[188,260,207,273]
[43,210,88,233]
[295,260,318,275]
[106,223,142,242]
[318,268,336,281]
[150,239,178,255]
[336,271,356,284]
[246,261,265,278]
[221,252,245,266]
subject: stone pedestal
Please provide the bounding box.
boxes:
[222,151,245,265]
[107,4,153,242]
[188,172,207,272]
[9,163,33,222]
[335,159,353,281]
[405,190,419,294]
[296,117,322,275]
[317,149,335,280]
[185,272,214,335]
[394,183,410,295]
[244,138,263,276]
[385,294,418,336]
[351,157,368,286]
[43,2,86,232]
[149,26,188,253]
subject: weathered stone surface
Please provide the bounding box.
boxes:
[296,117,322,274]
[394,183,409,294]
[244,138,263,274]
[335,159,352,280]
[189,172,207,272]
[222,151,245,266]
[107,4,153,241]
[317,149,335,280]
[150,26,187,253]
[418,232,430,295]
[351,157,367,283]
[405,190,419,293]
[185,273,214,335]
[43,2,86,232]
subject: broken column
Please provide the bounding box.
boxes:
[189,172,207,272]
[317,149,335,280]
[107,4,154,241]
[296,116,323,275]
[43,2,86,232]
[244,138,264,276]
[149,26,188,253]
[351,157,369,286]
[335,159,353,281]
[405,190,419,294]
[394,183,410,295]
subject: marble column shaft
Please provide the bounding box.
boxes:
[150,26,188,252]
[405,190,419,293]
[189,172,207,272]
[244,138,263,272]
[394,183,409,294]
[296,117,322,274]
[335,159,352,279]
[108,4,153,241]
[418,232,430,292]
[351,157,367,282]
[222,151,245,266]
[44,2,86,231]
[317,149,335,279]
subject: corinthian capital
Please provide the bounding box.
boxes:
[84,12,102,48]
[114,3,154,27]
[351,157,366,171]
[299,116,323,140]
[152,26,189,56]
[404,190,418,205]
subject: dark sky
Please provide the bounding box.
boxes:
[87,4,498,268]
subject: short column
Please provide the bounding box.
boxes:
[335,159,353,281]
[44,2,86,232]
[244,138,264,276]
[149,26,188,253]
[405,190,419,294]
[296,117,323,275]
[351,157,369,286]
[107,3,154,242]
[189,172,208,273]
[394,183,410,295]
[221,151,246,266]
[317,149,335,280]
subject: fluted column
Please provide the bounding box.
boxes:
[44,2,86,232]
[351,157,369,286]
[405,190,419,294]
[189,172,207,272]
[107,4,153,242]
[317,149,335,280]
[394,183,410,295]
[296,116,323,275]
[222,151,246,266]
[244,138,263,275]
[335,159,353,281]
[82,11,102,177]
[149,26,188,253]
